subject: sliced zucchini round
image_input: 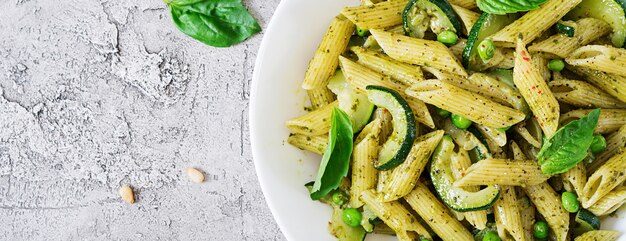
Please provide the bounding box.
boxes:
[366,85,416,170]
[567,0,626,48]
[402,0,462,38]
[328,69,375,133]
[329,205,367,241]
[430,135,500,212]
[576,208,601,230]
[462,13,518,71]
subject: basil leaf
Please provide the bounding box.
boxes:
[169,0,261,47]
[538,109,601,175]
[310,107,354,200]
[477,0,547,14]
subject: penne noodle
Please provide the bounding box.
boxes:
[513,38,560,138]
[286,101,337,135]
[301,15,354,90]
[380,130,444,201]
[405,182,474,241]
[287,134,328,155]
[490,0,583,47]
[454,158,550,187]
[524,182,569,241]
[350,120,381,208]
[406,79,526,129]
[582,150,626,208]
[529,18,612,58]
[370,29,468,77]
[550,79,626,109]
[566,45,626,77]
[352,46,424,86]
[341,0,409,29]
[360,189,432,238]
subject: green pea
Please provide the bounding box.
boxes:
[342,208,362,227]
[533,221,549,239]
[436,107,451,117]
[332,191,347,205]
[478,39,495,61]
[437,30,458,46]
[561,191,580,213]
[590,134,606,154]
[548,59,565,72]
[451,113,472,129]
[482,231,501,241]
[356,26,369,37]
[420,238,430,241]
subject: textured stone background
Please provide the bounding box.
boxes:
[0,0,285,240]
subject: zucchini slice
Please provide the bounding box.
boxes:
[573,208,601,235]
[430,135,500,212]
[329,206,367,241]
[366,85,416,170]
[328,70,375,133]
[462,13,518,71]
[567,0,626,48]
[402,0,463,38]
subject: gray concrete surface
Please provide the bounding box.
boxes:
[0,0,285,240]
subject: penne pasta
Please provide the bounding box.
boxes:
[566,45,626,77]
[529,18,612,58]
[561,162,586,196]
[573,230,622,241]
[406,79,526,129]
[301,15,354,90]
[370,29,468,77]
[287,133,328,155]
[567,66,626,103]
[450,4,480,36]
[449,150,488,230]
[350,119,381,208]
[582,150,626,208]
[524,182,569,241]
[360,189,432,238]
[493,185,524,241]
[475,123,507,147]
[490,0,583,47]
[341,0,408,29]
[550,79,626,109]
[404,182,474,241]
[443,73,529,113]
[454,158,550,187]
[587,185,626,216]
[513,38,560,138]
[352,46,424,86]
[307,87,336,110]
[286,101,337,135]
[380,130,444,201]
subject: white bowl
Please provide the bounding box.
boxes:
[250,0,626,240]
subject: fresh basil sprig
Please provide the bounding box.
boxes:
[310,107,354,200]
[165,0,261,47]
[538,109,601,175]
[477,0,548,14]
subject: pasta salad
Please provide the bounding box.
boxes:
[285,0,626,240]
